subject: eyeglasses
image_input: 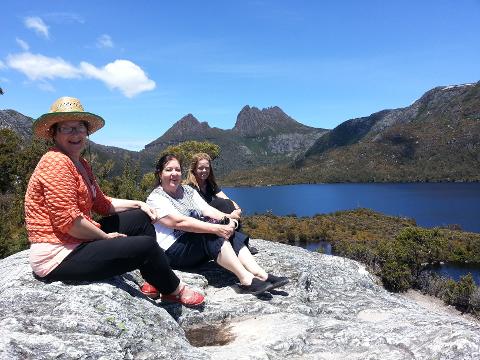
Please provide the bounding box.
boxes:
[58,124,88,135]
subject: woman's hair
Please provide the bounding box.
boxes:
[185,153,219,193]
[154,153,181,187]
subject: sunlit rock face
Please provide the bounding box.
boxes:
[1,240,480,359]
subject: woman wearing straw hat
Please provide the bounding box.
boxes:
[24,96,204,306]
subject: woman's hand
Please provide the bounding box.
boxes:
[138,201,158,222]
[103,232,127,239]
[214,224,234,240]
[231,208,242,218]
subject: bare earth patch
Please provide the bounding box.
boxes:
[402,289,479,324]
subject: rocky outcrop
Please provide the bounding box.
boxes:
[1,240,479,359]
[144,114,228,151]
[0,109,33,140]
[233,106,320,137]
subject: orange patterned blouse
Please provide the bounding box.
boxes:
[24,148,112,244]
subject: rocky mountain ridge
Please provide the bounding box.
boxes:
[2,240,479,359]
[223,81,480,184]
[1,104,326,178]
[233,105,317,137]
[143,106,327,176]
[0,109,34,140]
[2,80,479,183]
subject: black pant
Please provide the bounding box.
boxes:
[165,231,249,270]
[45,209,180,294]
[209,197,243,231]
[209,197,235,213]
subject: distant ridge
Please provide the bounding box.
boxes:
[224,81,480,185]
[233,105,317,137]
[143,105,327,176]
[0,109,34,140]
[3,81,479,184]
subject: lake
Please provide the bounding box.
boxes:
[224,182,480,233]
[225,182,480,284]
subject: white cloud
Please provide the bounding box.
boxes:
[16,37,30,51]
[24,16,49,39]
[80,59,156,98]
[0,60,6,70]
[96,34,114,48]
[6,52,81,80]
[6,51,155,97]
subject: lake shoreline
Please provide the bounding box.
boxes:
[227,182,480,233]
[222,179,480,188]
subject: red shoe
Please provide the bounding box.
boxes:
[162,285,205,306]
[140,282,160,299]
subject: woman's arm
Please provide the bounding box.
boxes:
[67,216,126,240]
[109,198,157,221]
[157,213,234,240]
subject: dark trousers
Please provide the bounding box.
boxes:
[44,209,180,294]
[209,197,235,213]
[209,197,243,231]
[165,231,249,270]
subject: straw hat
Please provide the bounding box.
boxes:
[33,96,105,139]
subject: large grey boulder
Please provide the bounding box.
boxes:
[1,240,479,359]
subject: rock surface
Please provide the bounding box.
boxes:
[1,240,480,359]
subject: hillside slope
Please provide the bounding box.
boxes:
[224,82,480,185]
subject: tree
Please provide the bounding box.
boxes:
[160,140,220,169]
[0,129,21,193]
[0,133,47,258]
[111,157,144,200]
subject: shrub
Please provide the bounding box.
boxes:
[447,274,476,311]
[380,260,412,292]
[469,288,480,316]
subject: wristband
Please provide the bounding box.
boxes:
[232,219,239,229]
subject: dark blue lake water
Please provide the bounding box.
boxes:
[428,263,480,285]
[224,182,480,233]
[224,182,480,284]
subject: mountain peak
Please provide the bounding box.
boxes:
[0,109,34,140]
[144,113,215,149]
[178,113,200,125]
[165,113,212,136]
[233,105,312,136]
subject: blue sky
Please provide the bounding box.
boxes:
[1,1,479,150]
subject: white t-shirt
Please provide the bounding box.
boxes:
[146,185,209,250]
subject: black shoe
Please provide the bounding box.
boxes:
[266,274,289,290]
[248,246,259,255]
[238,278,273,295]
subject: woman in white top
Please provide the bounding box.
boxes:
[146,154,288,296]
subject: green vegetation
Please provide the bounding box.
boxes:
[0,129,48,258]
[161,140,220,165]
[243,209,480,315]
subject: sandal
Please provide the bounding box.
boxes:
[162,285,205,306]
[238,278,273,295]
[140,282,160,299]
[248,245,259,255]
[266,274,289,290]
